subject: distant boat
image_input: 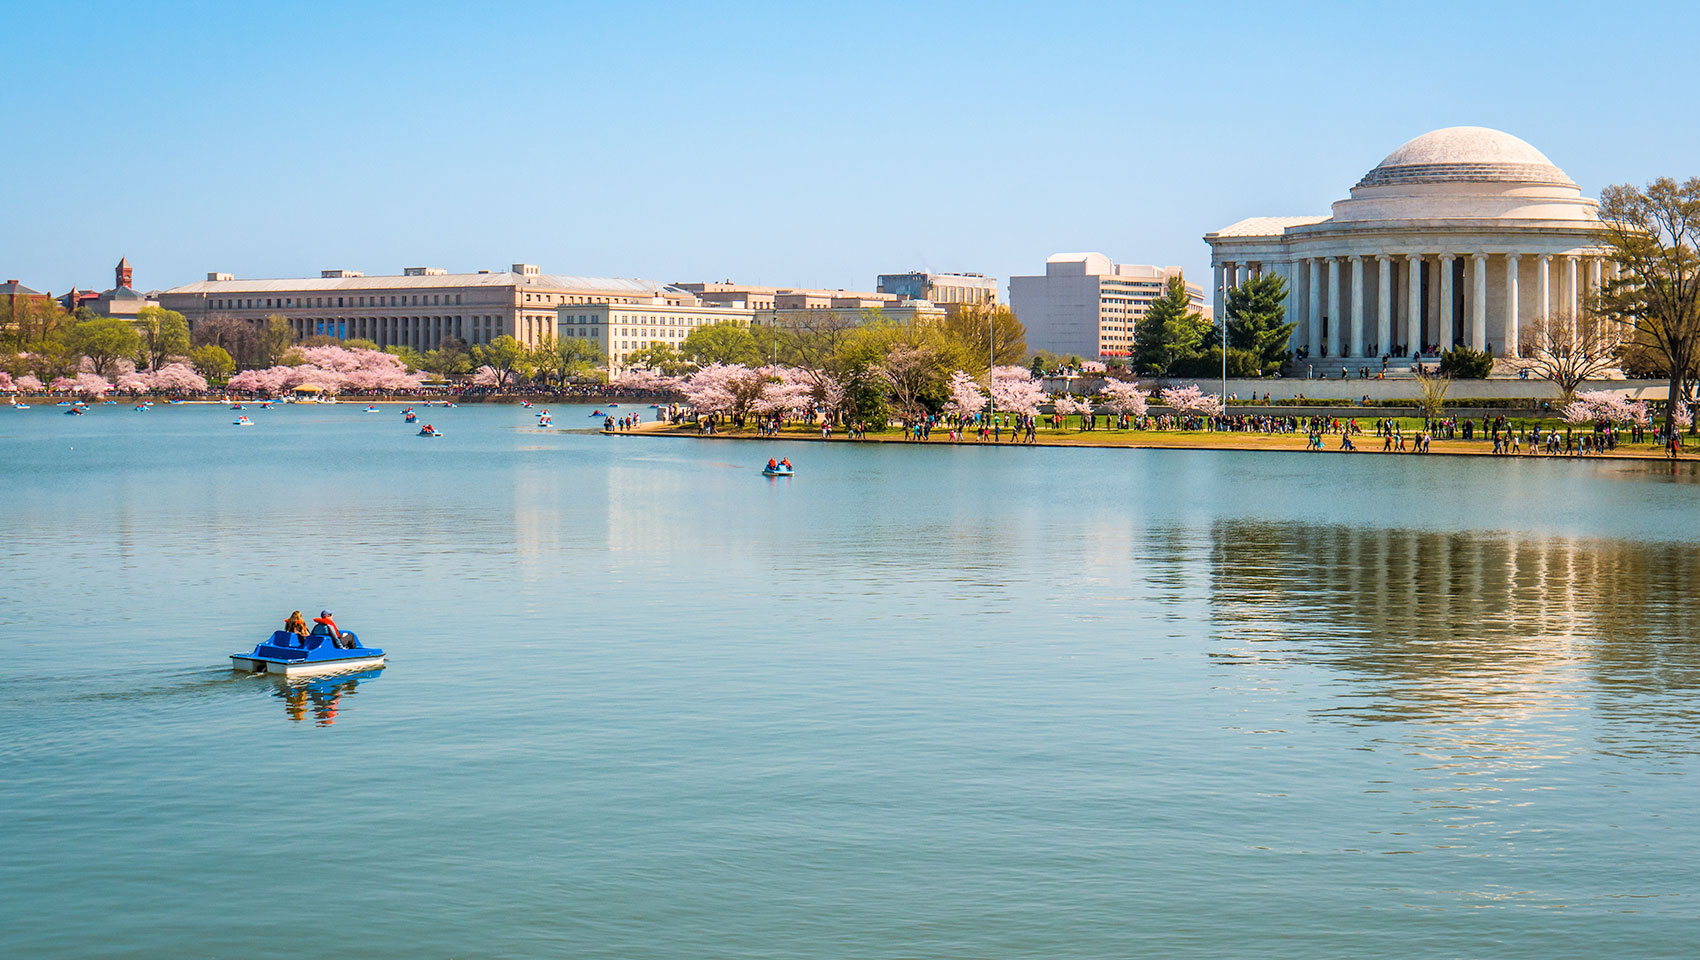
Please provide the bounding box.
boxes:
[364,405,380,413]
[234,416,254,426]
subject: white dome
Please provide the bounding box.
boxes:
[1358,126,1574,188]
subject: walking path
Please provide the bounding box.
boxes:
[610,420,1690,463]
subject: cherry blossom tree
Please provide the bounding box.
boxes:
[15,374,43,393]
[146,362,209,394]
[944,370,986,415]
[1159,383,1224,417]
[753,365,815,419]
[679,363,764,418]
[470,365,501,388]
[1051,394,1088,417]
[1563,390,1646,425]
[989,365,1045,416]
[55,372,114,396]
[1100,378,1149,419]
[0,371,13,391]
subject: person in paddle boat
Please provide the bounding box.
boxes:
[284,610,310,642]
[312,610,354,649]
[767,458,778,471]
[780,458,792,471]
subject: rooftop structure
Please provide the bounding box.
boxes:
[877,271,999,306]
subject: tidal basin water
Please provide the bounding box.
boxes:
[2,403,1697,959]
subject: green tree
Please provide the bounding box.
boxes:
[65,317,142,377]
[1596,177,1700,434]
[626,341,690,376]
[1133,275,1211,376]
[1438,345,1495,379]
[188,344,235,383]
[134,306,192,371]
[259,315,295,365]
[383,345,425,371]
[472,335,533,389]
[549,336,600,380]
[1224,272,1293,376]
[939,303,1028,374]
[343,338,381,351]
[681,321,761,366]
[1,297,72,354]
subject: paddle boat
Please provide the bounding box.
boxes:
[65,404,86,416]
[521,400,533,409]
[134,404,147,411]
[441,401,458,408]
[231,402,243,410]
[762,461,795,477]
[234,415,254,426]
[12,402,30,410]
[537,414,553,427]
[232,626,385,678]
[364,405,381,413]
[404,411,418,423]
[417,424,443,437]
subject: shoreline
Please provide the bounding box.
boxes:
[610,421,1691,463]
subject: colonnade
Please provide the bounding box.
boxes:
[284,314,512,351]
[1212,251,1615,361]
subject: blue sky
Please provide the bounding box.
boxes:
[6,0,1698,298]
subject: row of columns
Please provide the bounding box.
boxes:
[1216,253,1612,360]
[285,314,508,351]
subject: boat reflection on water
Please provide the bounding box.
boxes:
[269,669,383,726]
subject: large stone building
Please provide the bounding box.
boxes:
[1009,254,1205,360]
[574,292,946,371]
[159,265,696,350]
[1205,126,1608,364]
[876,271,999,306]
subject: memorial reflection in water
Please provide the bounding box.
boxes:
[1201,520,1699,752]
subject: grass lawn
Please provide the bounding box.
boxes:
[632,416,1685,459]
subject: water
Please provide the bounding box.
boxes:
[2,402,1697,958]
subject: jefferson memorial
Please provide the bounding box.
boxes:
[1205,126,1609,364]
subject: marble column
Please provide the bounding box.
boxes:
[1308,258,1322,357]
[1537,254,1551,324]
[1470,253,1488,351]
[1439,253,1456,352]
[1504,254,1520,358]
[1564,255,1580,320]
[1377,255,1392,358]
[1283,261,1300,349]
[1349,255,1365,357]
[1212,262,1224,327]
[1587,257,1603,302]
[1406,254,1423,356]
[1326,257,1341,359]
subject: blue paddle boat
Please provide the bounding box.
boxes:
[232,626,385,678]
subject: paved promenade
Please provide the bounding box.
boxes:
[609,420,1689,462]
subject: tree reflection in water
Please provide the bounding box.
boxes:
[1200,520,1700,756]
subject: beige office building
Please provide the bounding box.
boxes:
[159,264,697,350]
[1009,254,1207,360]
